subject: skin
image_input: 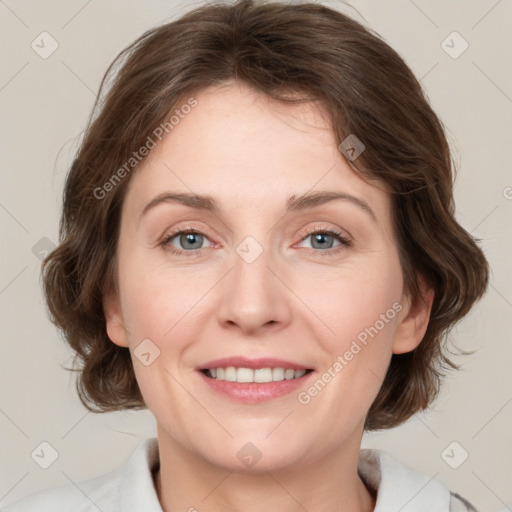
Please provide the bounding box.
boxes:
[104,80,434,512]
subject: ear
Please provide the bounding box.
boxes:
[392,274,435,354]
[103,284,129,348]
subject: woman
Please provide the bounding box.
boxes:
[3,0,489,510]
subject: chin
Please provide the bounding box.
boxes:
[203,435,310,474]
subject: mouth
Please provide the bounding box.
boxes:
[200,367,314,383]
[196,356,315,403]
[197,357,315,403]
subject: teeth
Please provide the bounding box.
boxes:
[238,367,254,383]
[224,367,237,382]
[272,367,285,381]
[205,366,308,383]
[254,368,272,383]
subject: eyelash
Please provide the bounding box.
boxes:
[159,225,352,257]
[301,226,352,256]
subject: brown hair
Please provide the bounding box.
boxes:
[42,0,489,430]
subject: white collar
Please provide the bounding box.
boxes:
[358,448,452,511]
[120,438,453,511]
[3,436,471,512]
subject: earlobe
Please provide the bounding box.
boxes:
[392,274,435,354]
[103,286,129,348]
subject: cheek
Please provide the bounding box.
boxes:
[119,277,169,340]
[119,263,202,418]
[305,256,403,407]
[118,255,213,352]
[117,247,172,332]
[298,255,403,404]
[322,284,398,377]
[303,257,402,341]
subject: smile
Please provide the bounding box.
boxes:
[202,367,313,383]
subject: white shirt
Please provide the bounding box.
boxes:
[2,437,479,511]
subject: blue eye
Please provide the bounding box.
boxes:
[303,232,339,249]
[298,229,351,255]
[160,227,351,257]
[161,230,210,254]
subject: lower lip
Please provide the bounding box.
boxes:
[197,370,315,403]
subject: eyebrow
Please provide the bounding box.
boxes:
[140,190,377,223]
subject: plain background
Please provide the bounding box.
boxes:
[0,0,510,510]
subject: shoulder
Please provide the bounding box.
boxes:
[1,461,125,512]
[1,473,120,512]
[1,437,161,512]
[358,448,480,512]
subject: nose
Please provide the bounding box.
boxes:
[216,240,292,336]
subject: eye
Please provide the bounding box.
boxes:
[160,229,212,255]
[159,226,351,257]
[297,227,351,254]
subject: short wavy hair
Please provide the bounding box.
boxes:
[42,0,489,430]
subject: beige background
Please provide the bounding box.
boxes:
[1,0,511,510]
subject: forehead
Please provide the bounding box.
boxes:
[123,81,392,228]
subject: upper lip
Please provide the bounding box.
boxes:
[198,356,312,371]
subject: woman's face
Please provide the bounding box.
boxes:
[104,80,432,471]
